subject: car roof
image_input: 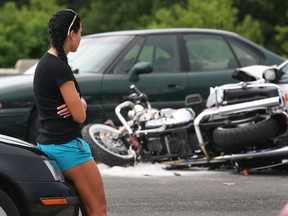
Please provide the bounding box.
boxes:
[84,28,240,38]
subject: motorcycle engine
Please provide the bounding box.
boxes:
[146,132,190,155]
[146,137,163,153]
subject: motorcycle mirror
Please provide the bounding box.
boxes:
[263,69,277,82]
[185,94,203,106]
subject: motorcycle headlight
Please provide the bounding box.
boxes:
[43,159,65,182]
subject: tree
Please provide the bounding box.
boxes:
[233,0,288,56]
[0,0,286,67]
[145,0,263,45]
[275,23,288,57]
[79,0,187,34]
[0,0,60,67]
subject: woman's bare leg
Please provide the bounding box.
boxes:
[63,159,107,216]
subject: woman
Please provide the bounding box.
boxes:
[33,9,107,216]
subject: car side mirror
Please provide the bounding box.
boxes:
[263,69,277,82]
[185,94,203,107]
[128,62,152,82]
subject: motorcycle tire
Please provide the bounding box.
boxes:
[82,124,135,167]
[213,115,281,152]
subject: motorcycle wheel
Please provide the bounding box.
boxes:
[82,124,135,167]
[213,115,281,152]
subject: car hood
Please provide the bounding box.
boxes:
[0,134,45,156]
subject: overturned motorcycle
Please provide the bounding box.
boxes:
[82,60,288,172]
[82,84,198,167]
[166,60,288,173]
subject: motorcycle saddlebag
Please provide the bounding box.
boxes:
[223,86,279,105]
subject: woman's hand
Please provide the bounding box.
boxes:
[59,81,86,123]
[57,103,71,118]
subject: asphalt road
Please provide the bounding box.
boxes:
[100,165,288,216]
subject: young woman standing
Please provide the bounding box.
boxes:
[33,9,107,216]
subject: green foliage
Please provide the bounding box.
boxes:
[276,25,288,58]
[146,0,263,45]
[80,0,153,34]
[0,2,27,67]
[0,0,287,67]
[148,0,237,29]
[234,15,263,45]
[233,0,288,56]
[80,0,188,34]
[0,0,60,67]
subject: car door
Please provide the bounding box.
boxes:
[101,34,189,121]
[182,33,261,112]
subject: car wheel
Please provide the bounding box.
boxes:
[0,189,20,216]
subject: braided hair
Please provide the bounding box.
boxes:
[48,9,81,64]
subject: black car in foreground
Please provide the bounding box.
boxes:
[0,134,79,216]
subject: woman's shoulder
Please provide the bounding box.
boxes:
[37,52,70,71]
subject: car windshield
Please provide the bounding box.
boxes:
[24,35,134,74]
[68,35,133,73]
[277,60,288,83]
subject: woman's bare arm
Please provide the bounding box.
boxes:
[58,81,86,123]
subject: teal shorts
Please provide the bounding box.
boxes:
[37,138,93,172]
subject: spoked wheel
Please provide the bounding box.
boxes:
[213,114,282,152]
[82,124,135,167]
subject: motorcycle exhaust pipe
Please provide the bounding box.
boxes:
[230,146,288,161]
[209,146,288,163]
[194,97,281,159]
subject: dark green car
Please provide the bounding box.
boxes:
[0,28,284,143]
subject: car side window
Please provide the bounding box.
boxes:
[228,39,260,67]
[139,35,180,73]
[112,38,145,74]
[183,34,236,71]
[113,35,180,74]
[278,63,288,83]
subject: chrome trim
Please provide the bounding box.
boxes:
[115,101,135,134]
[194,97,281,159]
[0,134,34,147]
[231,146,288,161]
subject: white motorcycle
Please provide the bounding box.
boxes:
[167,60,288,173]
[83,60,288,171]
[82,85,199,167]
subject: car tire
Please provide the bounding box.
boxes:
[0,189,20,216]
[82,124,135,167]
[213,115,281,152]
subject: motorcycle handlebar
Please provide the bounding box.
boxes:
[130,84,141,95]
[130,84,149,104]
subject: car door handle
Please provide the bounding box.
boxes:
[168,84,181,89]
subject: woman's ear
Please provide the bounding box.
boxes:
[69,31,76,41]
